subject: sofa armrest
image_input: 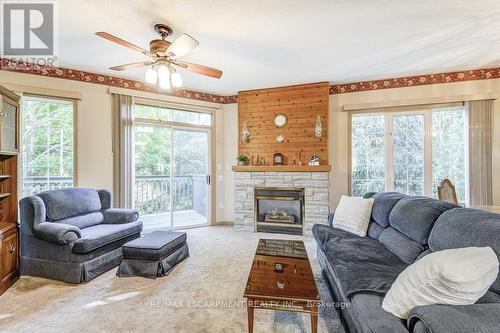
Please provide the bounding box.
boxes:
[408,303,500,333]
[33,222,81,245]
[103,208,139,224]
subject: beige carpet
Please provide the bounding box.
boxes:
[0,226,345,333]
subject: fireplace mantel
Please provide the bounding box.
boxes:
[232,165,331,172]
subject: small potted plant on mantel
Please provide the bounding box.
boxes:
[236,154,249,166]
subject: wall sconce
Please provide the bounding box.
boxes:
[241,120,250,143]
[315,115,322,138]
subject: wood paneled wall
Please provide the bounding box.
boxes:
[238,82,329,165]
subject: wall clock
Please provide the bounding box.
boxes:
[273,113,288,128]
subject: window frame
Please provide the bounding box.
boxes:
[19,94,78,196]
[134,98,214,129]
[348,105,468,203]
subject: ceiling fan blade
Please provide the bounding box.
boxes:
[166,33,199,59]
[109,61,153,71]
[96,32,148,54]
[175,61,223,79]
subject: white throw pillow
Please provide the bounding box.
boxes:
[332,195,374,237]
[382,247,499,319]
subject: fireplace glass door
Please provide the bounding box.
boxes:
[254,187,304,235]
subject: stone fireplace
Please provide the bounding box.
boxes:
[233,171,330,237]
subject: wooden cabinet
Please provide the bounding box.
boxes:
[0,224,18,294]
[0,85,19,296]
[0,86,19,153]
[0,225,18,288]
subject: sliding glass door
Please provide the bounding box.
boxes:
[172,128,210,228]
[133,104,212,232]
[134,125,172,231]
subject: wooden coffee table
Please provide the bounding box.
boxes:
[243,239,320,333]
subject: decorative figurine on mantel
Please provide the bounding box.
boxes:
[308,154,320,166]
[256,155,268,166]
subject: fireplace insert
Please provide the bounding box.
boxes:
[254,187,305,235]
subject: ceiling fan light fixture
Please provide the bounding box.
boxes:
[145,67,158,84]
[171,72,183,88]
[157,65,172,90]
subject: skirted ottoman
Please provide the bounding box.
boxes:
[117,231,189,278]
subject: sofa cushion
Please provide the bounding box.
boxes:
[382,247,499,319]
[38,188,102,221]
[57,212,104,229]
[72,221,143,254]
[367,220,386,239]
[429,208,500,294]
[371,192,408,227]
[312,224,407,297]
[389,197,458,244]
[332,195,374,237]
[379,227,426,264]
[350,293,408,333]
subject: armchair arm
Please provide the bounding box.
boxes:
[408,303,500,333]
[103,208,139,224]
[33,222,81,245]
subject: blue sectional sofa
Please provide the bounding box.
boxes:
[313,192,500,333]
[19,188,143,283]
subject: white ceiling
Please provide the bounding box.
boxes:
[55,0,500,95]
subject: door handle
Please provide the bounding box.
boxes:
[206,175,211,185]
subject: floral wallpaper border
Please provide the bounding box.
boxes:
[1,58,499,104]
[329,67,500,94]
[0,58,236,104]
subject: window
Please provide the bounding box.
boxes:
[351,105,467,202]
[135,104,212,126]
[351,115,385,196]
[21,96,75,197]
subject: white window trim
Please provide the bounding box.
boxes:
[349,106,469,202]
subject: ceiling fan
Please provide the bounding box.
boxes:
[96,24,222,90]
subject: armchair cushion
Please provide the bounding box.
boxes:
[408,303,500,333]
[97,189,112,210]
[38,188,102,221]
[103,208,139,224]
[33,222,81,245]
[57,212,104,229]
[72,221,143,254]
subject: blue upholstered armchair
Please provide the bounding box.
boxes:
[19,188,143,283]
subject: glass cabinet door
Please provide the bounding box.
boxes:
[1,98,18,152]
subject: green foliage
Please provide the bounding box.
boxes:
[236,154,249,162]
[22,98,74,177]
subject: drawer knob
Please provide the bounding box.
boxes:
[9,244,15,253]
